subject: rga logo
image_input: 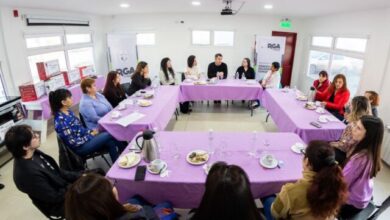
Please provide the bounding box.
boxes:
[116,67,135,77]
[268,43,281,51]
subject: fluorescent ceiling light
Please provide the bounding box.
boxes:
[120,3,130,8]
[192,1,201,6]
[264,4,273,10]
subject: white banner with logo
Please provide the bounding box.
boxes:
[255,36,286,80]
[107,33,138,84]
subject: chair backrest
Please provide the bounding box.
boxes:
[57,135,85,172]
[368,195,390,220]
[79,113,87,128]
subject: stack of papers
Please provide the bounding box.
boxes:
[116,112,145,127]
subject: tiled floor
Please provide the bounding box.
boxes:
[0,102,389,219]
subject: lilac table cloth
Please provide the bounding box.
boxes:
[179,79,263,102]
[99,86,180,141]
[22,75,106,120]
[106,131,304,208]
[262,89,346,143]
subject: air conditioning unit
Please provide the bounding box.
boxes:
[25,15,90,26]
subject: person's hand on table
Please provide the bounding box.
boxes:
[91,129,99,136]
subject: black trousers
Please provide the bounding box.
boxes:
[339,204,363,219]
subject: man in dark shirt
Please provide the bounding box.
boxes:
[5,124,81,218]
[207,53,228,79]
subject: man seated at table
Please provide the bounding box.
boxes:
[4,124,81,218]
[208,53,228,104]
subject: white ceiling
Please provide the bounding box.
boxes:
[1,0,390,17]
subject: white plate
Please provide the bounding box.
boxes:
[117,153,141,168]
[110,111,121,118]
[147,161,168,175]
[318,115,328,123]
[117,105,127,111]
[138,100,152,107]
[186,150,209,165]
[291,143,306,154]
[296,96,308,101]
[194,81,207,85]
[259,156,278,169]
[315,107,325,114]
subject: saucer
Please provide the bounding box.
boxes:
[138,100,152,107]
[110,111,121,118]
[291,143,306,154]
[318,115,328,124]
[259,156,278,169]
[147,161,168,175]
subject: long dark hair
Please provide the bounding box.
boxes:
[65,174,127,220]
[305,141,348,218]
[349,115,384,178]
[48,88,72,114]
[192,162,263,220]
[187,55,196,68]
[328,73,348,93]
[132,61,148,80]
[243,58,251,68]
[160,57,175,81]
[103,71,125,97]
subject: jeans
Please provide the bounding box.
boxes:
[74,132,126,162]
[261,195,276,220]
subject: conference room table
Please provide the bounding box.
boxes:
[99,86,180,141]
[179,79,263,116]
[22,75,105,142]
[262,88,346,143]
[106,131,304,208]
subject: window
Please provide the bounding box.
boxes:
[25,35,62,49]
[0,64,6,96]
[25,32,95,82]
[136,33,155,45]
[213,31,234,46]
[307,36,368,95]
[311,36,333,48]
[27,51,67,82]
[67,47,94,69]
[66,33,92,44]
[192,30,210,45]
[335,37,367,53]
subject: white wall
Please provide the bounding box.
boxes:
[0,7,107,95]
[296,8,390,96]
[103,13,304,83]
[0,11,15,95]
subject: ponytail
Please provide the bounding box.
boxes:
[307,164,348,218]
[48,89,72,114]
[305,140,348,218]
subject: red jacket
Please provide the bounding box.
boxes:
[316,88,350,115]
[313,79,330,93]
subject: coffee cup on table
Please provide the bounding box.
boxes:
[264,154,275,165]
[149,159,164,172]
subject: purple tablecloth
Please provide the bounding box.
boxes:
[106,131,304,208]
[22,75,106,119]
[262,89,346,143]
[179,79,263,102]
[99,86,180,141]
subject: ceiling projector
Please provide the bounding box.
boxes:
[220,0,245,16]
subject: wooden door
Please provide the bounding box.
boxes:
[272,31,297,87]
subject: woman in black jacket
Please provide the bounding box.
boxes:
[103,71,127,108]
[4,124,81,218]
[235,58,255,80]
[127,61,152,96]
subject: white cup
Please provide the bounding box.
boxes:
[264,154,274,165]
[315,101,321,107]
[150,159,164,171]
[118,103,126,110]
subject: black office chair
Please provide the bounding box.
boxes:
[57,135,111,171]
[339,195,390,220]
[79,113,87,128]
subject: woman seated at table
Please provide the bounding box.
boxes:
[330,96,371,163]
[127,61,151,96]
[159,57,176,85]
[79,77,113,130]
[50,88,126,162]
[312,70,330,92]
[339,115,384,219]
[103,71,127,108]
[189,162,263,220]
[185,55,201,80]
[364,90,380,117]
[65,173,177,220]
[235,58,255,80]
[316,73,350,121]
[262,141,347,220]
[261,62,281,89]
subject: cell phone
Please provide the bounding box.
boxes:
[134,165,146,181]
[310,121,322,128]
